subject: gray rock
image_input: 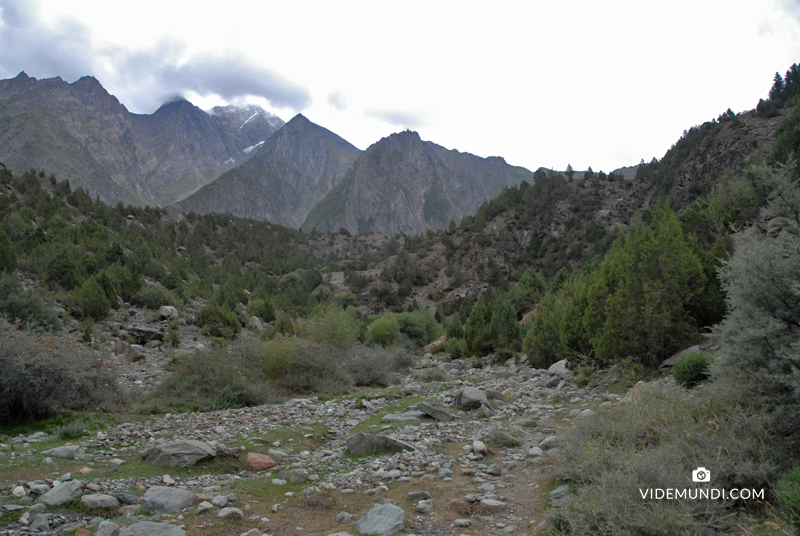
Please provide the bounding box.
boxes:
[345,433,415,455]
[97,521,120,536]
[550,484,570,506]
[194,501,214,514]
[247,316,263,330]
[111,492,139,505]
[81,494,121,509]
[158,306,179,320]
[337,512,354,524]
[353,503,405,535]
[211,495,228,507]
[484,389,505,401]
[37,479,83,506]
[142,486,195,513]
[545,375,561,388]
[380,411,424,422]
[119,522,186,536]
[527,447,544,457]
[539,435,563,449]
[407,491,431,501]
[217,507,244,518]
[548,359,570,376]
[453,387,488,410]
[417,402,453,422]
[289,472,307,484]
[128,325,165,342]
[486,464,502,476]
[41,445,85,458]
[30,513,50,532]
[115,340,141,361]
[141,439,216,467]
[415,499,433,514]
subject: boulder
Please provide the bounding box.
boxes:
[547,359,570,376]
[81,494,120,509]
[158,306,179,320]
[345,433,414,455]
[96,521,120,536]
[484,389,505,401]
[42,445,85,458]
[29,514,49,532]
[417,402,453,422]
[142,486,195,513]
[415,499,434,514]
[247,316,264,330]
[380,411,424,422]
[353,503,405,535]
[217,507,244,518]
[453,387,488,410]
[246,453,277,471]
[128,325,165,342]
[36,479,83,506]
[119,522,186,536]
[141,439,215,467]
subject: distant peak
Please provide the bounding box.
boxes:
[289,113,309,123]
[14,71,30,80]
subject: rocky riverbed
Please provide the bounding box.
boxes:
[0,351,644,536]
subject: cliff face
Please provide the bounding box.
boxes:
[169,114,361,228]
[301,131,532,235]
[0,72,283,205]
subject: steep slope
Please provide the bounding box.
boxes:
[169,114,361,228]
[0,72,283,206]
[301,131,532,235]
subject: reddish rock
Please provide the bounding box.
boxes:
[247,453,277,471]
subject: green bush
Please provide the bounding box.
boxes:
[0,272,62,332]
[775,466,800,529]
[0,320,123,424]
[0,229,17,274]
[275,311,294,337]
[345,346,412,387]
[249,298,276,324]
[262,338,300,378]
[419,367,448,382]
[672,352,711,388]
[524,293,567,369]
[273,343,351,395]
[195,303,242,340]
[445,314,464,339]
[397,309,439,347]
[73,276,110,319]
[442,336,468,358]
[132,285,174,310]
[369,314,400,347]
[150,338,280,411]
[305,302,360,349]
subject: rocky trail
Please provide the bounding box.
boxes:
[0,347,634,536]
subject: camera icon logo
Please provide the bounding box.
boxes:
[692,467,711,483]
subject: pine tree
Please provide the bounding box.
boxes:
[770,72,786,101]
[489,294,519,349]
[584,209,706,367]
[465,296,492,355]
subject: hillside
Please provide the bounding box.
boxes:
[170,114,361,228]
[0,72,283,206]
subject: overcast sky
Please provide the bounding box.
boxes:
[1,0,799,173]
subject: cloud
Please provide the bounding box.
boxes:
[0,0,311,113]
[328,91,347,111]
[364,108,429,130]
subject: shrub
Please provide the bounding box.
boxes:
[274,343,351,395]
[132,285,174,310]
[446,314,464,339]
[195,303,241,340]
[397,309,440,347]
[249,298,276,324]
[672,352,711,388]
[775,466,800,529]
[419,367,448,382]
[442,336,468,358]
[73,277,110,319]
[0,272,62,332]
[0,229,17,274]
[345,346,412,387]
[305,302,360,349]
[368,314,400,347]
[275,311,294,337]
[150,338,280,411]
[524,293,567,369]
[164,328,180,348]
[550,382,782,535]
[262,338,300,378]
[0,320,123,424]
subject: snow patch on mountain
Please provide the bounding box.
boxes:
[243,141,265,154]
[240,112,259,129]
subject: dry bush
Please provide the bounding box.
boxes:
[0,320,123,424]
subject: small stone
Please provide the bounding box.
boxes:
[109,458,126,466]
[479,499,507,513]
[30,514,50,532]
[272,479,287,486]
[407,491,431,501]
[162,475,176,485]
[218,507,244,518]
[454,519,472,527]
[353,503,405,535]
[337,511,354,524]
[118,521,186,536]
[97,520,120,536]
[12,486,26,499]
[195,501,214,514]
[486,464,502,476]
[37,479,83,506]
[415,499,434,514]
[472,440,488,456]
[527,447,544,457]
[247,453,278,471]
[42,445,85,458]
[81,494,121,509]
[212,495,228,508]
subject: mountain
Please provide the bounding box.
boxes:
[0,72,283,205]
[169,114,361,228]
[301,131,532,235]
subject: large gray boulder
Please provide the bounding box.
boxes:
[346,433,414,455]
[453,387,488,410]
[141,439,215,467]
[81,493,120,509]
[119,522,186,536]
[158,306,179,320]
[354,503,405,535]
[142,486,195,513]
[41,445,85,458]
[417,402,453,422]
[36,479,83,506]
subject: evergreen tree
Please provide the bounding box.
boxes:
[489,294,519,349]
[524,292,567,368]
[584,208,706,367]
[75,276,111,320]
[465,296,492,355]
[770,72,786,101]
[0,230,17,274]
